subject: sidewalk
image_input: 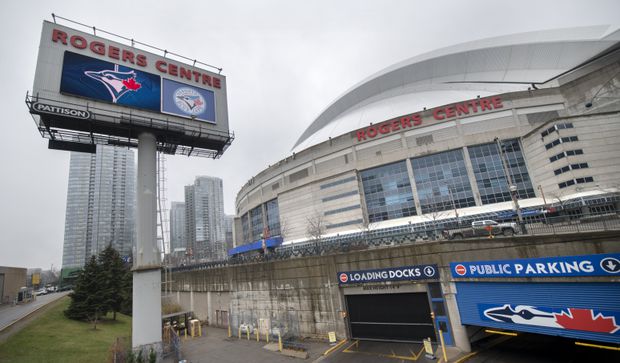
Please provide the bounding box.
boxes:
[165,327,331,363]
[0,292,69,333]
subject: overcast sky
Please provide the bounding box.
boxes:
[1,0,619,270]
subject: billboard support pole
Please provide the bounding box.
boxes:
[133,132,163,358]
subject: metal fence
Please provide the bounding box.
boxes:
[172,212,620,273]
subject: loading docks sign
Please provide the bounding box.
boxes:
[451,253,620,278]
[338,264,438,285]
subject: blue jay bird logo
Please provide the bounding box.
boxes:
[84,65,142,103]
[173,87,206,116]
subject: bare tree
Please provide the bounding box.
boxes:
[278,217,289,240]
[357,218,378,245]
[306,212,326,241]
[423,201,448,239]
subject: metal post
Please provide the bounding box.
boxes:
[439,329,448,362]
[132,132,163,357]
[448,186,459,226]
[495,138,525,233]
[538,185,549,224]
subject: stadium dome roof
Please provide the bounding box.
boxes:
[293,25,620,152]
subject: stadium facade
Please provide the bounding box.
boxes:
[234,25,620,247]
[165,26,620,351]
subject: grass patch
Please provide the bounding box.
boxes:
[0,297,131,363]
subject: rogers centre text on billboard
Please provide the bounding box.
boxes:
[51,29,222,89]
[356,96,503,142]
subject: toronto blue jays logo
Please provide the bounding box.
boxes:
[84,65,142,103]
[481,304,620,334]
[173,87,206,116]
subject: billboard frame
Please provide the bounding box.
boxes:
[27,16,233,158]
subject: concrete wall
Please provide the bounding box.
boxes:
[0,266,27,305]
[171,232,620,349]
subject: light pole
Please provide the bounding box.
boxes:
[447,186,460,226]
[537,185,549,223]
[495,138,525,233]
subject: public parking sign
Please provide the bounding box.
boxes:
[337,264,438,285]
[451,253,620,278]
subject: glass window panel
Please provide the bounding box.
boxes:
[468,139,535,205]
[265,199,281,237]
[411,149,475,214]
[361,161,417,223]
[249,205,263,241]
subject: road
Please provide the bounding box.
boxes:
[0,292,69,334]
[468,333,620,363]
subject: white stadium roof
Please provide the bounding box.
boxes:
[293,25,620,152]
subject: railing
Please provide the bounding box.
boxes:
[172,212,620,273]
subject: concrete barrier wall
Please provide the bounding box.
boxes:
[171,232,620,342]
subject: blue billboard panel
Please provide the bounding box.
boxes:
[451,253,620,278]
[60,51,160,112]
[161,79,216,123]
[337,264,438,285]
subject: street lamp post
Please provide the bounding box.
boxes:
[538,185,549,223]
[495,138,526,234]
[447,186,460,226]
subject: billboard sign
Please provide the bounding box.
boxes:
[60,51,161,112]
[337,264,438,285]
[451,253,620,278]
[162,79,215,123]
[30,20,231,154]
[32,102,91,119]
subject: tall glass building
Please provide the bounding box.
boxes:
[184,176,226,261]
[169,202,186,252]
[61,145,136,268]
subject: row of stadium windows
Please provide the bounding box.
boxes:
[361,139,535,223]
[239,139,536,243]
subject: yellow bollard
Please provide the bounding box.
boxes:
[199,323,202,337]
[256,329,259,342]
[265,331,269,343]
[439,329,448,363]
[238,326,241,340]
[228,324,232,338]
[278,331,283,352]
[246,328,250,340]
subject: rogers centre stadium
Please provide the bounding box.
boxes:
[233,26,620,246]
[172,27,620,351]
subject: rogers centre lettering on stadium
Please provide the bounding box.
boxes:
[50,28,222,89]
[356,96,503,142]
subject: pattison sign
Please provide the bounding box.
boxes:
[355,96,503,142]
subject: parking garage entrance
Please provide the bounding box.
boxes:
[346,291,436,342]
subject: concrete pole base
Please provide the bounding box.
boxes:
[132,341,163,363]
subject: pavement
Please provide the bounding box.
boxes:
[0,291,69,338]
[164,326,332,363]
[318,339,463,363]
[164,328,467,363]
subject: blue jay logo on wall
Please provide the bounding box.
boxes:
[481,304,620,335]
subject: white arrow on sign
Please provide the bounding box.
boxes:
[600,257,620,273]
